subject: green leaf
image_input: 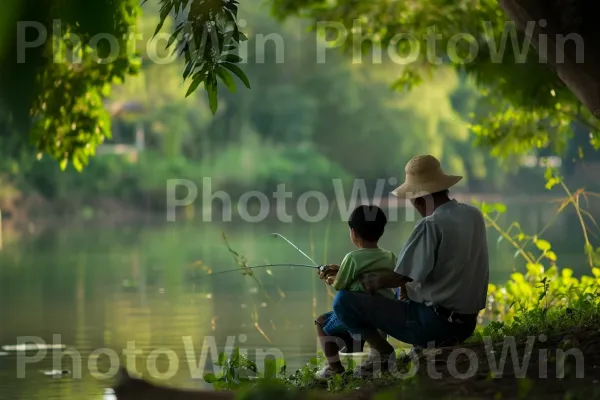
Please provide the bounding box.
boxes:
[206,74,219,114]
[154,3,174,37]
[59,158,68,170]
[72,155,83,172]
[167,29,182,48]
[221,54,243,63]
[526,263,543,277]
[217,352,226,366]
[278,359,287,376]
[248,360,258,373]
[186,74,205,98]
[545,177,559,190]
[480,202,494,214]
[183,61,194,80]
[538,291,546,303]
[216,66,237,93]
[493,203,507,213]
[204,373,218,383]
[264,358,277,380]
[534,239,551,252]
[222,62,251,89]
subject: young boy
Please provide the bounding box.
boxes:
[315,205,399,379]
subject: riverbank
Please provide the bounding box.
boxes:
[303,323,600,399]
[114,311,600,399]
[226,298,600,399]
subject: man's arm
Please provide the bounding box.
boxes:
[394,219,441,282]
[360,220,440,294]
[360,270,411,294]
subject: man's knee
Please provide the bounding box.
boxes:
[332,290,360,321]
[332,291,348,315]
[333,290,355,315]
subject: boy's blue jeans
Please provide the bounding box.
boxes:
[332,290,476,348]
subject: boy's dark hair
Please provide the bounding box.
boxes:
[348,205,388,242]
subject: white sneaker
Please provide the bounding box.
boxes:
[314,365,344,381]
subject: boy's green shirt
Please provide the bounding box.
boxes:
[333,248,398,299]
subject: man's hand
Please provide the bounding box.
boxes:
[360,273,386,294]
[360,271,409,294]
[318,264,339,285]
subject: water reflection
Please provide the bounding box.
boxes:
[0,205,589,399]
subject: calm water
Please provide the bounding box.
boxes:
[0,202,591,399]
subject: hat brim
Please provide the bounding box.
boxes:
[391,175,463,199]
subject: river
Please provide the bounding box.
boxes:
[0,201,591,399]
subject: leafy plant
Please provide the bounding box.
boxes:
[148,0,250,114]
[474,174,600,329]
[204,347,259,390]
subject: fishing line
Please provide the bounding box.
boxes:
[259,233,318,265]
[208,263,317,277]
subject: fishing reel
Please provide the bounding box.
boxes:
[318,265,336,285]
[318,265,330,274]
[318,265,340,275]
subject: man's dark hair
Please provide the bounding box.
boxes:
[348,205,388,242]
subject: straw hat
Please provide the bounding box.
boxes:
[391,155,462,199]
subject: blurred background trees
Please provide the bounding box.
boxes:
[1,1,599,218]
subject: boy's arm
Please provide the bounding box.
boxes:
[332,255,355,291]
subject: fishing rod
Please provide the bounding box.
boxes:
[208,233,331,278]
[208,263,323,277]
[259,233,318,266]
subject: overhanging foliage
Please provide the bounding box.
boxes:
[1,0,599,169]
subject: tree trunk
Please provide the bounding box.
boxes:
[498,0,600,118]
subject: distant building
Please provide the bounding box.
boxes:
[97,101,146,163]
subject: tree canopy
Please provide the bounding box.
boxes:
[0,0,598,169]
[3,3,537,218]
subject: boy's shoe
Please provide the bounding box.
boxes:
[353,350,397,378]
[314,366,344,381]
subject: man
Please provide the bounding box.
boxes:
[320,155,489,375]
